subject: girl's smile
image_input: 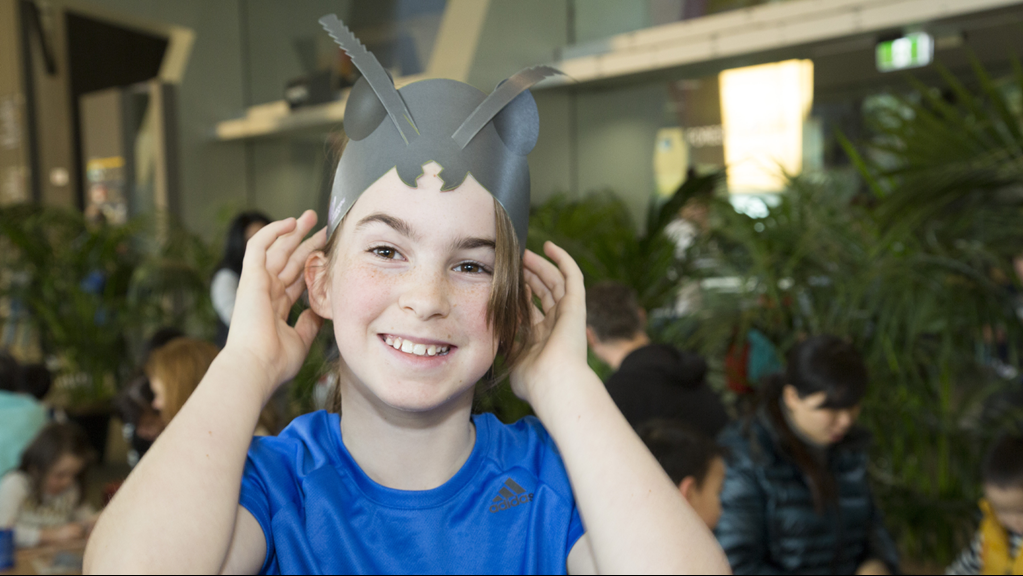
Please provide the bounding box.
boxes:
[380,334,453,357]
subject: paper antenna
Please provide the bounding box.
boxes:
[319,14,419,145]
[451,66,562,149]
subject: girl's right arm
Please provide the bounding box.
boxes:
[84,212,325,574]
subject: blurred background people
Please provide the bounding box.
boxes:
[0,352,51,478]
[0,423,96,548]
[144,338,220,427]
[947,431,1023,575]
[211,211,271,348]
[715,335,899,575]
[114,328,185,467]
[585,281,729,437]
[638,419,727,530]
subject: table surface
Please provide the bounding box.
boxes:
[1,540,87,576]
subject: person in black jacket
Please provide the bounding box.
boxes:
[715,335,899,575]
[585,281,729,437]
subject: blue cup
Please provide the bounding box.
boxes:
[0,528,13,570]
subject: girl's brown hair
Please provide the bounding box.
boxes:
[321,197,533,412]
[145,338,220,423]
[18,422,95,503]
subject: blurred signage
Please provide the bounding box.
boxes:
[719,59,813,194]
[654,127,688,197]
[876,32,933,72]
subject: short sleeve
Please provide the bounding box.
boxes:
[0,473,42,548]
[210,269,240,326]
[0,472,30,528]
[239,440,277,574]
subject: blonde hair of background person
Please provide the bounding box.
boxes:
[145,338,220,424]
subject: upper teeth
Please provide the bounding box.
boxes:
[384,335,449,357]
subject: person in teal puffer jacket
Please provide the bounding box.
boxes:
[715,335,899,575]
[0,352,48,477]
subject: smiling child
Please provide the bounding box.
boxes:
[83,15,728,575]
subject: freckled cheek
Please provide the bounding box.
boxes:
[453,282,496,342]
[331,260,398,325]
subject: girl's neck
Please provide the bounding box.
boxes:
[338,381,476,491]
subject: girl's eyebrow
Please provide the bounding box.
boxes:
[451,237,496,252]
[356,213,420,241]
[357,212,494,251]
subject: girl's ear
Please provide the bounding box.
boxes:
[305,252,334,320]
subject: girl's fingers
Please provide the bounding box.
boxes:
[524,285,544,327]
[284,274,308,304]
[543,241,585,299]
[242,218,298,275]
[279,227,326,287]
[523,248,567,303]
[524,268,556,315]
[265,211,318,277]
[294,309,324,350]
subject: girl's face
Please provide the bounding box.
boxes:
[314,162,500,413]
[44,454,85,496]
[783,386,861,446]
[150,377,166,413]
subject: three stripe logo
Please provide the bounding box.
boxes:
[489,478,534,513]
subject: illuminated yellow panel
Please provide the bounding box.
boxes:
[719,59,813,193]
[653,127,688,197]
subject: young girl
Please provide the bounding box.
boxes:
[85,16,728,575]
[0,423,96,548]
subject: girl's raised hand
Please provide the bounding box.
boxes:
[224,210,326,399]
[510,241,592,407]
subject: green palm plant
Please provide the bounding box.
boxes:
[0,205,217,406]
[671,57,1023,565]
[527,172,721,310]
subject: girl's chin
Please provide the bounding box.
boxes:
[376,389,473,414]
[362,376,477,414]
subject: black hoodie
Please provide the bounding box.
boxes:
[605,344,730,437]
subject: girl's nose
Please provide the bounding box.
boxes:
[398,267,451,320]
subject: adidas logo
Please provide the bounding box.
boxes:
[488,478,534,513]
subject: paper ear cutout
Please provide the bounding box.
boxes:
[319,14,419,145]
[451,66,559,150]
[344,77,389,141]
[492,90,540,156]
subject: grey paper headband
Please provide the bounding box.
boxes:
[320,14,561,248]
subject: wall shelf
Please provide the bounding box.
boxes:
[215,94,347,141]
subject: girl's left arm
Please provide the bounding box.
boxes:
[515,243,730,575]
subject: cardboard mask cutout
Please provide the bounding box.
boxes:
[320,14,561,248]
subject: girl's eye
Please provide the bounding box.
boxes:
[454,261,492,275]
[370,246,401,260]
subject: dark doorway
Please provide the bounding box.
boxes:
[65,11,168,209]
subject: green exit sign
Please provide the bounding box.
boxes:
[876,32,934,72]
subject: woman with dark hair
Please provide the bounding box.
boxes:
[211,211,271,347]
[715,335,900,574]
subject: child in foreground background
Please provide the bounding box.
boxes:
[947,432,1023,575]
[0,423,96,548]
[85,14,728,575]
[638,419,727,530]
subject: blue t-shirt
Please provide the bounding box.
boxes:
[239,410,586,574]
